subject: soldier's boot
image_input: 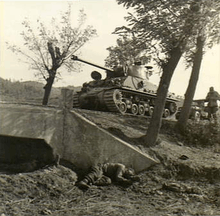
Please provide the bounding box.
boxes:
[77,179,90,189]
[94,175,112,186]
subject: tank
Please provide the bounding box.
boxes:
[71,55,179,118]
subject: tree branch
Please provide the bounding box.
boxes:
[47,42,56,63]
[26,24,49,71]
[19,50,48,80]
[159,0,179,18]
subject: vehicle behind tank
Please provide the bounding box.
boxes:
[175,100,209,121]
[71,55,179,118]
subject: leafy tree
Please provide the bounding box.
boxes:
[105,35,151,68]
[176,2,220,130]
[115,0,202,146]
[7,5,97,105]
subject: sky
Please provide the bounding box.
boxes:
[0,0,220,100]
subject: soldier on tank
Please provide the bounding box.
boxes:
[77,163,140,189]
[205,86,220,120]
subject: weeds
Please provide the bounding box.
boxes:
[161,119,220,148]
[184,120,220,147]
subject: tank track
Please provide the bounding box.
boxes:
[103,88,177,117]
[103,89,120,112]
[73,93,80,108]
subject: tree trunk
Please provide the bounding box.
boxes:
[145,46,183,146]
[176,36,204,131]
[42,74,55,105]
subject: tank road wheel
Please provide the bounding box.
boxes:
[163,108,170,118]
[169,102,177,114]
[103,89,123,113]
[138,104,145,116]
[131,104,139,115]
[113,89,123,105]
[118,102,127,114]
[147,106,154,116]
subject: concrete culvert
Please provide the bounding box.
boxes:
[0,135,59,173]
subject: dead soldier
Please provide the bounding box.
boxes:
[77,163,140,189]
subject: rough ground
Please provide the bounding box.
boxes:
[0,109,220,216]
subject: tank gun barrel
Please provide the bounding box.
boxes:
[71,55,114,72]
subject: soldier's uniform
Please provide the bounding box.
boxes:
[205,87,220,120]
[77,163,140,189]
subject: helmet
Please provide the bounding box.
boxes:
[210,87,214,91]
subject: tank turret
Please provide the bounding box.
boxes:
[71,55,178,117]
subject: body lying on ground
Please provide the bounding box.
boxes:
[77,163,140,189]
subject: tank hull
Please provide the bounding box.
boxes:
[73,86,178,117]
[71,56,179,117]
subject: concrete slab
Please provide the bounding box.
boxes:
[63,110,158,173]
[0,95,158,173]
[0,104,64,155]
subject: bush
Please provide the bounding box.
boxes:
[161,119,220,148]
[183,120,220,147]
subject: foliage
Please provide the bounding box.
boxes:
[0,77,56,104]
[105,35,151,68]
[183,1,220,68]
[161,119,220,148]
[7,5,97,81]
[6,4,97,105]
[114,0,194,66]
[113,0,220,146]
[113,0,200,146]
[183,121,220,147]
[0,77,82,105]
[0,78,40,98]
[115,0,220,67]
[175,1,220,129]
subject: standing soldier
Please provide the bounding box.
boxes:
[205,87,220,120]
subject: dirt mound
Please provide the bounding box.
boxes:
[0,165,78,215]
[151,141,220,181]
